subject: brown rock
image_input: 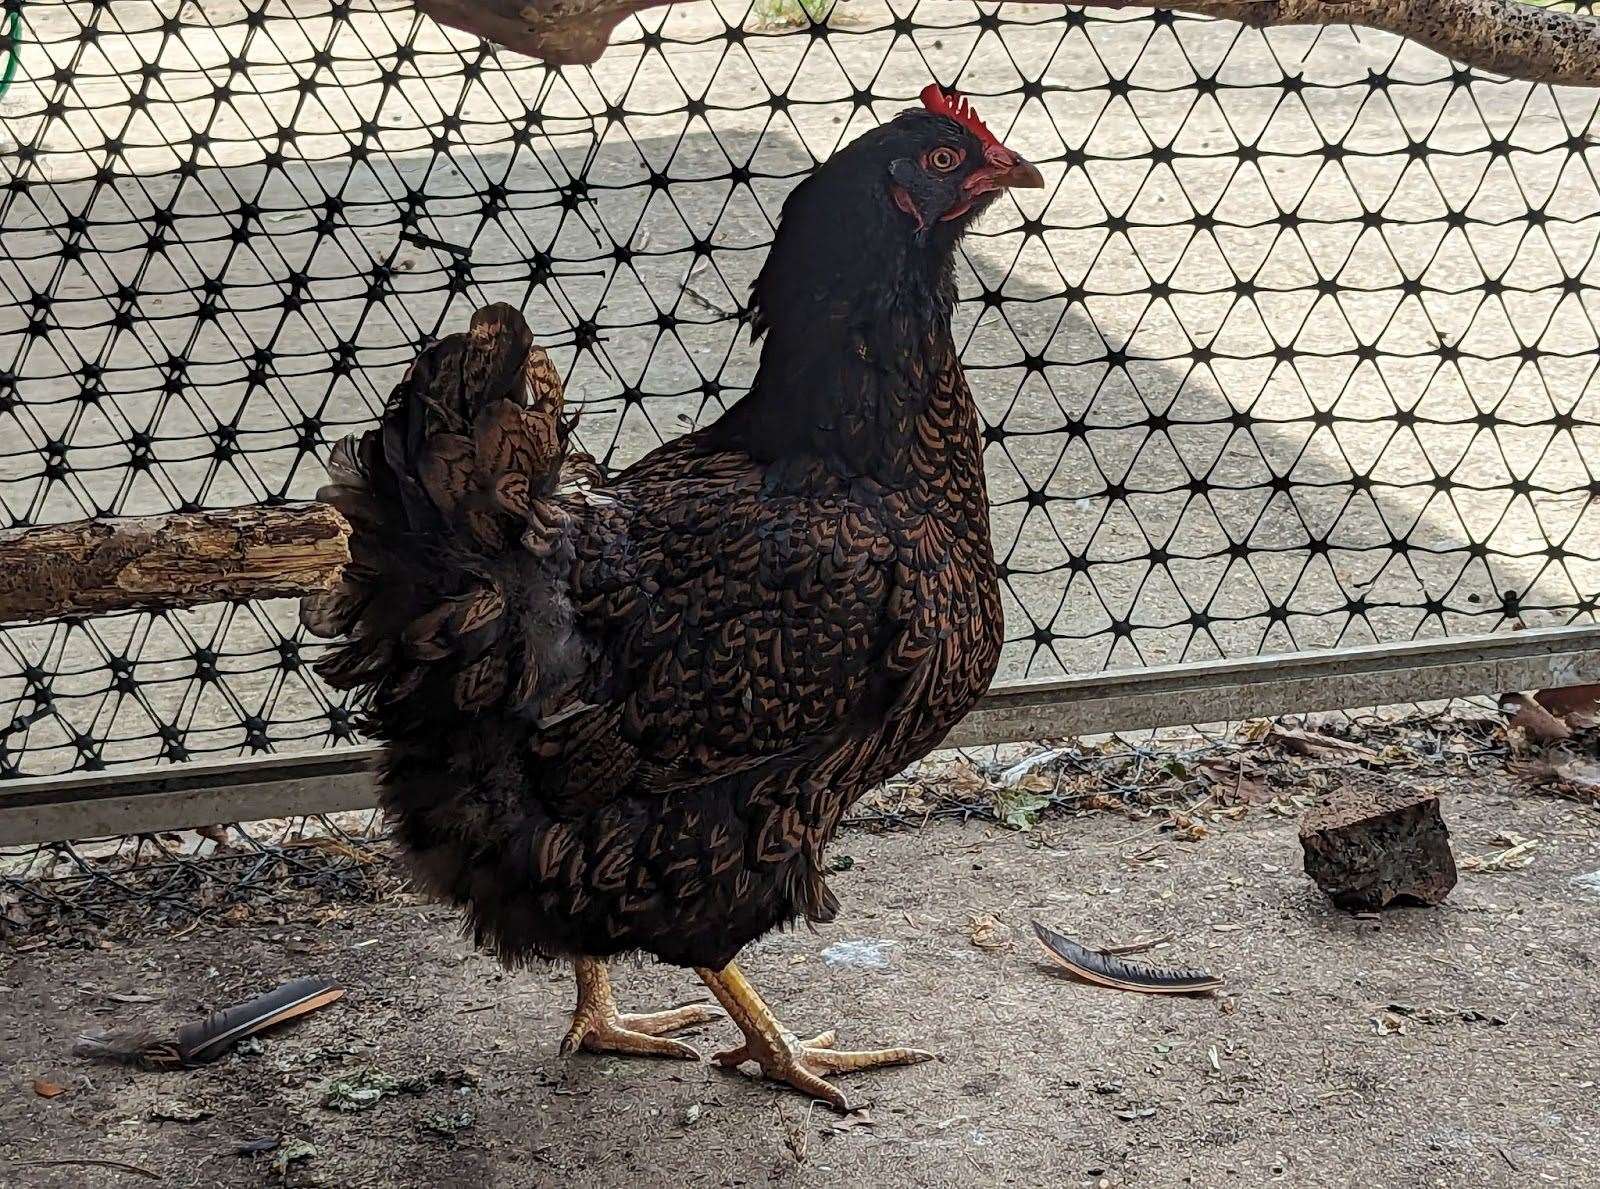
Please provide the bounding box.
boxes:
[1299,777,1457,910]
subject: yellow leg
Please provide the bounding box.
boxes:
[559,957,722,1061]
[695,960,933,1112]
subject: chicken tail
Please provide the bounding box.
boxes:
[301,303,596,733]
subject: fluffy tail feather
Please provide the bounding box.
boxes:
[302,303,595,734]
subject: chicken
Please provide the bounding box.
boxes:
[302,84,1043,1111]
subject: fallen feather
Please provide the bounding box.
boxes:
[75,976,344,1069]
[1101,935,1171,957]
[1032,920,1224,996]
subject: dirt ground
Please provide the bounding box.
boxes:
[3,775,1598,1188]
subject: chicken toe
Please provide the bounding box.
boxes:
[696,961,933,1111]
[560,957,722,1060]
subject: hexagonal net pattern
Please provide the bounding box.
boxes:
[1,0,1598,780]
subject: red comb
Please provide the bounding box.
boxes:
[920,83,1000,150]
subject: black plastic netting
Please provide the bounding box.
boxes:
[2,0,1599,779]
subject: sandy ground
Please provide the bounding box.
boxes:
[2,1,1598,774]
[3,777,1598,1187]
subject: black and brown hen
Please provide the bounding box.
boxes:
[302,84,1042,1110]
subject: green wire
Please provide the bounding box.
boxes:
[0,7,19,103]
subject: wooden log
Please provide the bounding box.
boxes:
[1299,775,1458,910]
[415,0,1600,82]
[0,504,350,624]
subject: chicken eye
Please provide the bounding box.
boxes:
[926,146,962,173]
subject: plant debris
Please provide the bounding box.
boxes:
[1194,755,1271,804]
[1373,1011,1408,1036]
[321,1068,430,1112]
[31,1077,67,1098]
[1459,833,1539,873]
[848,709,1507,844]
[1511,752,1600,803]
[828,1109,875,1134]
[992,786,1051,831]
[1032,920,1224,996]
[272,1139,316,1177]
[149,1099,211,1123]
[419,1107,476,1140]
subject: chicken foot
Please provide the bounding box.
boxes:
[695,960,933,1111]
[559,957,723,1060]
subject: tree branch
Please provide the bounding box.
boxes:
[1121,0,1600,88]
[0,504,350,624]
[415,0,1600,85]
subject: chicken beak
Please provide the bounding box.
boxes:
[945,146,1046,220]
[991,155,1044,190]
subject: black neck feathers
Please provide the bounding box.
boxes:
[704,125,972,481]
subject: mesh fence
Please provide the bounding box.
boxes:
[3,0,1600,787]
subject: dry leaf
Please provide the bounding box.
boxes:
[1372,1012,1407,1036]
[194,823,233,848]
[829,1110,875,1133]
[32,1078,67,1098]
[966,913,1013,950]
[1269,725,1379,763]
[1239,718,1274,744]
[1532,684,1600,730]
[1195,756,1270,805]
[1501,693,1573,746]
[1166,812,1209,842]
[1511,753,1600,803]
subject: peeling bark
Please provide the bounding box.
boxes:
[0,504,350,624]
[1110,0,1600,88]
[416,0,1600,85]
[1299,776,1459,910]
